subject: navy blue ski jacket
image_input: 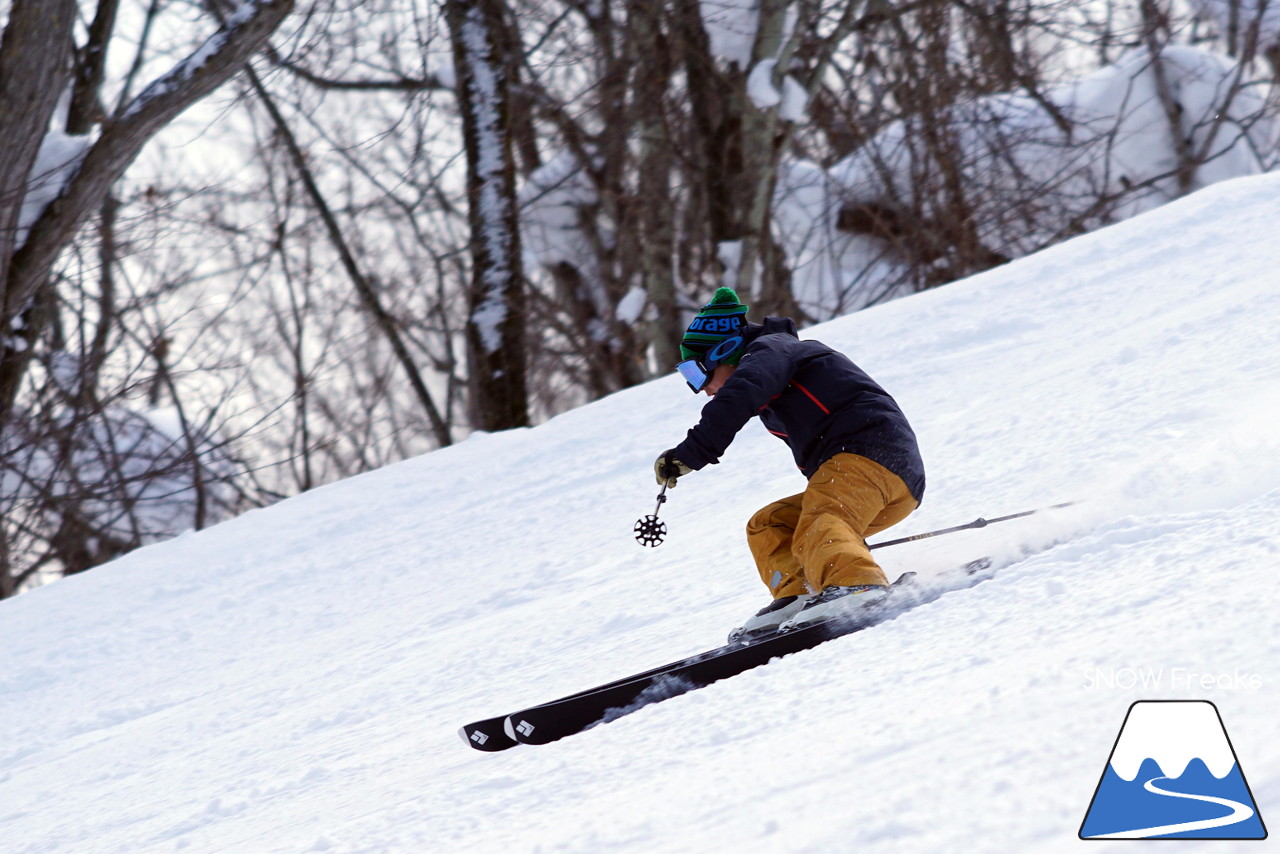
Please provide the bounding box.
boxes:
[672,317,926,501]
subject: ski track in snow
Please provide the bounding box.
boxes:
[2,174,1280,852]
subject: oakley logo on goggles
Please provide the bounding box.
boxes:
[676,335,743,393]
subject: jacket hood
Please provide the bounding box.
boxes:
[745,316,799,342]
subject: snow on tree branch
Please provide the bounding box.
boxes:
[14,129,94,260]
[9,0,296,319]
[125,1,285,120]
[772,45,1276,321]
[700,0,761,67]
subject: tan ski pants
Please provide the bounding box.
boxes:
[746,453,918,598]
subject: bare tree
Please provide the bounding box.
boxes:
[447,0,530,431]
[511,0,877,405]
[772,0,1276,317]
[0,0,294,596]
[190,0,470,490]
[1,0,296,415]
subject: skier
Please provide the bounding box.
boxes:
[655,287,926,639]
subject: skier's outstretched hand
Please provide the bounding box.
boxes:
[654,450,692,488]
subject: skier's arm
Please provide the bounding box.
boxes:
[671,338,797,470]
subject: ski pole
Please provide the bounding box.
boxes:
[634,482,670,547]
[869,502,1075,551]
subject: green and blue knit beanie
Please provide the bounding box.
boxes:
[680,287,749,363]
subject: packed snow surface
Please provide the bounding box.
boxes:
[3,174,1280,852]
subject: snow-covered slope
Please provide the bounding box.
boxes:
[3,174,1279,853]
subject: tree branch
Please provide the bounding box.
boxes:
[7,0,296,327]
[241,66,453,447]
[269,52,451,92]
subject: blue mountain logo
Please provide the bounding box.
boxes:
[1080,700,1267,839]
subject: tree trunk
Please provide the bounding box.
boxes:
[447,0,529,431]
[628,0,679,371]
[675,0,801,317]
[0,0,77,313]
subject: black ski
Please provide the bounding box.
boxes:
[458,644,719,752]
[460,558,993,751]
[459,716,517,752]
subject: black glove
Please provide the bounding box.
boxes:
[654,450,692,488]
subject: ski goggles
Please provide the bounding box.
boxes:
[675,335,744,393]
[676,358,712,393]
